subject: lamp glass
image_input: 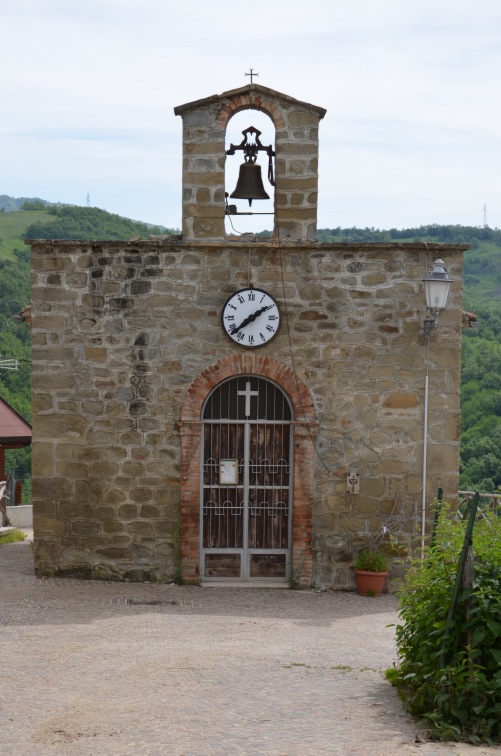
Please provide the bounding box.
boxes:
[424,279,451,310]
[423,259,452,311]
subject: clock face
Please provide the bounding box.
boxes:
[222,288,280,348]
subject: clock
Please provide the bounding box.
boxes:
[222,288,280,348]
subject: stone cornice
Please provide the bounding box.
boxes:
[25,239,471,253]
[174,83,327,119]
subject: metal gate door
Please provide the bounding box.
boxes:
[201,376,292,582]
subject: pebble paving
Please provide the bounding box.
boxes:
[1,539,500,756]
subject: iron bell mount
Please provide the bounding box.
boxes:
[226,126,275,212]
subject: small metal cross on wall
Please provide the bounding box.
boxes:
[245,69,259,84]
[347,471,360,495]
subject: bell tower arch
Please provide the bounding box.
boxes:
[174,83,326,241]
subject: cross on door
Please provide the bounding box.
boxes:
[238,381,259,417]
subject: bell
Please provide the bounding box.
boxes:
[230,162,270,207]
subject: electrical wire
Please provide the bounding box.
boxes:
[274,215,331,471]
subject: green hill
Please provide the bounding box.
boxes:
[0,209,55,260]
[0,194,50,212]
[23,204,174,243]
[0,201,500,498]
[463,242,501,312]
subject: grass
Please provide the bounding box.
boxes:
[283,662,311,668]
[0,210,53,260]
[0,528,26,544]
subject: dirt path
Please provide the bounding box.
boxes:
[1,541,499,756]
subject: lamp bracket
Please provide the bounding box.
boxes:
[423,311,440,339]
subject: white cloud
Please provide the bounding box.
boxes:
[1,0,500,229]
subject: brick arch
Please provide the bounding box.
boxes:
[216,94,286,130]
[181,355,316,424]
[179,355,317,585]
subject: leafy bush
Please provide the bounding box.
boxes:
[354,549,388,571]
[389,504,501,743]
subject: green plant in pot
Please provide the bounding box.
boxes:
[354,549,388,596]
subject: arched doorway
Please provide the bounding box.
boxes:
[201,376,292,582]
[179,355,316,586]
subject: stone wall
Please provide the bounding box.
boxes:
[174,84,326,241]
[30,239,466,586]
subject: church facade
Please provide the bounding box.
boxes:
[29,85,467,587]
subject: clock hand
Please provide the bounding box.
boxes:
[229,305,272,334]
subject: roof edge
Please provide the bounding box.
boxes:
[0,437,32,448]
[174,83,327,119]
[0,397,32,426]
[26,239,471,251]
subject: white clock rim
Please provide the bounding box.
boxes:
[221,288,281,348]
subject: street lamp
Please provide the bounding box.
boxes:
[422,259,453,338]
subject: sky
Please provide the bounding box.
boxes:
[2,0,501,232]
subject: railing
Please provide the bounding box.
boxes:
[458,490,500,516]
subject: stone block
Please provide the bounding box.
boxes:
[34,516,66,536]
[277,177,317,191]
[55,461,89,477]
[129,488,153,503]
[34,413,87,440]
[71,520,100,536]
[104,489,127,505]
[32,443,55,475]
[32,501,57,516]
[139,504,161,519]
[95,546,130,560]
[32,347,76,363]
[73,480,90,502]
[102,521,125,534]
[84,347,108,363]
[118,504,138,519]
[382,393,418,409]
[287,111,320,127]
[127,521,154,535]
[33,477,72,499]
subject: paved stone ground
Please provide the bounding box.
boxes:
[1,539,500,756]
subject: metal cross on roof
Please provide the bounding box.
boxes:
[245,69,259,84]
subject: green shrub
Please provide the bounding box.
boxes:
[0,528,26,544]
[390,504,501,743]
[355,549,388,571]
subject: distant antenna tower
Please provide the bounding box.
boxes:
[483,203,488,228]
[86,192,90,207]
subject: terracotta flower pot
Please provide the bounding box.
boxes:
[354,569,388,596]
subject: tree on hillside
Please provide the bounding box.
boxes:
[24,205,175,240]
